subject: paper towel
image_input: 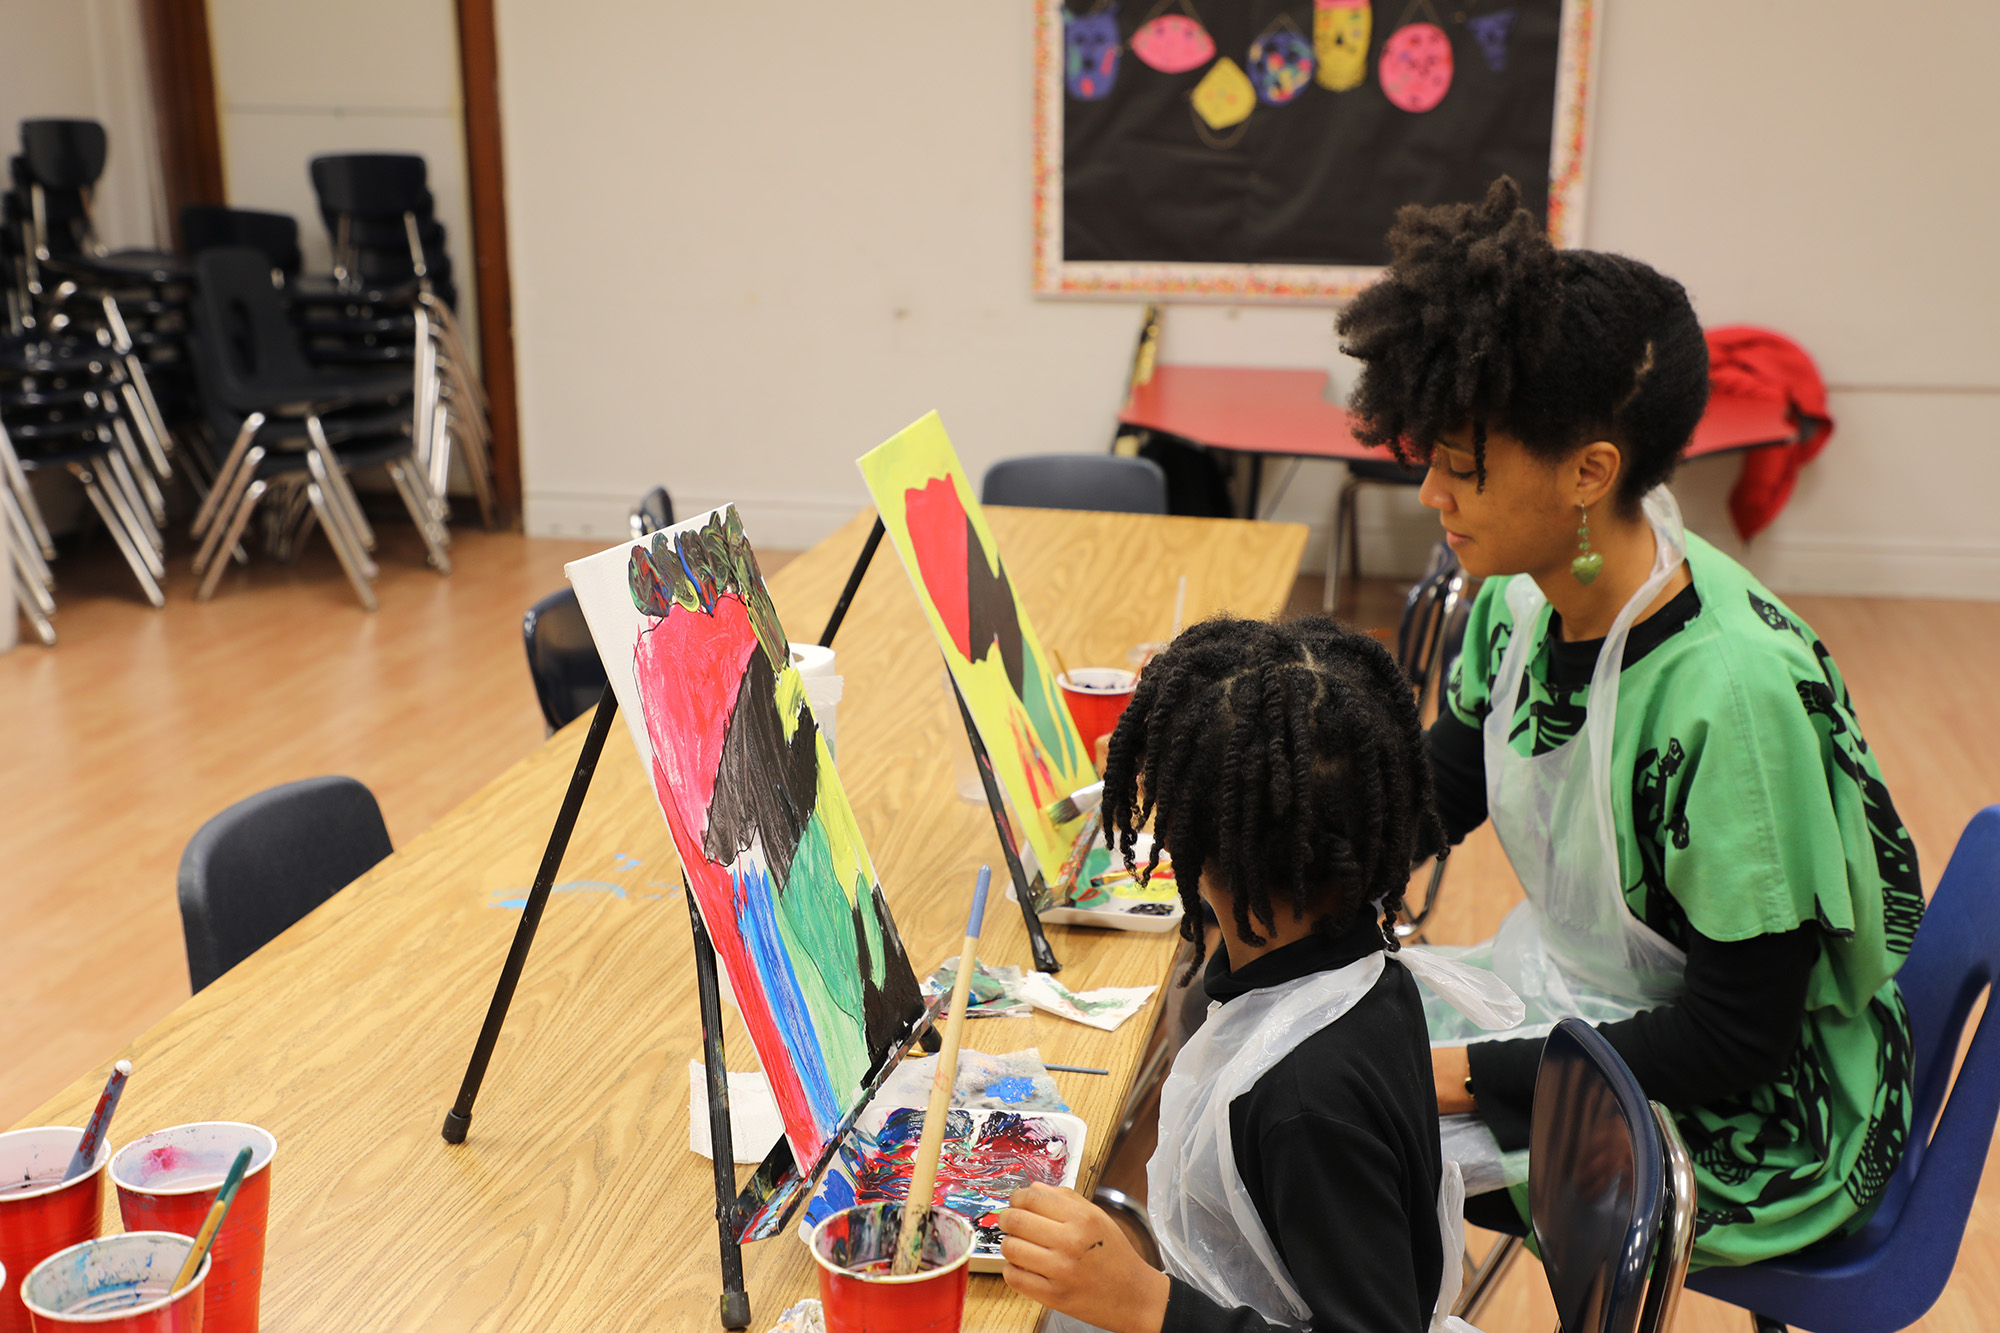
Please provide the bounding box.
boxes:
[789,641,842,757]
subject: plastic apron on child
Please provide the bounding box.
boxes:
[1044,947,1522,1333]
[1425,488,1693,1192]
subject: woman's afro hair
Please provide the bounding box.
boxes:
[1101,616,1446,976]
[1336,176,1710,512]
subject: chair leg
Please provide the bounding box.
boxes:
[97,451,166,578]
[110,419,167,529]
[304,414,377,552]
[302,446,380,582]
[196,478,267,602]
[192,447,263,578]
[1323,474,1360,613]
[1453,1233,1524,1321]
[385,459,453,575]
[70,463,164,607]
[304,479,378,611]
[192,413,264,540]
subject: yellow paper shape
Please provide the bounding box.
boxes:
[856,413,1097,889]
[1191,56,1255,130]
[1314,0,1371,92]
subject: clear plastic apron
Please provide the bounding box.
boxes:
[1427,487,1691,1050]
[1112,949,1520,1330]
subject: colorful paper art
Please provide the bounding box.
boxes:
[856,413,1097,894]
[1249,18,1316,105]
[1467,9,1516,72]
[1380,21,1454,112]
[1313,0,1372,91]
[1131,12,1215,74]
[1190,55,1256,130]
[565,507,926,1171]
[1064,5,1122,100]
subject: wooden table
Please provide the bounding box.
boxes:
[16,507,1306,1332]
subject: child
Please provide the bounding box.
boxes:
[999,616,1504,1333]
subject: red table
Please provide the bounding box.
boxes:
[1119,365,1798,516]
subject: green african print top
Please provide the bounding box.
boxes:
[1448,529,1925,1267]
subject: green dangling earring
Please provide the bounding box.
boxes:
[1571,503,1603,585]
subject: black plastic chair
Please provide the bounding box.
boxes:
[524,588,608,733]
[1323,458,1427,612]
[980,454,1168,514]
[1528,1018,1693,1333]
[177,776,393,993]
[629,485,676,538]
[179,205,303,281]
[186,246,453,608]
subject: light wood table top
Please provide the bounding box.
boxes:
[18,506,1305,1332]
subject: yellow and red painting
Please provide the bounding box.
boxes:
[858,413,1095,893]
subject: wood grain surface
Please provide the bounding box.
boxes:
[14,507,1306,1332]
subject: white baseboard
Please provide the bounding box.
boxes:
[525,488,870,551]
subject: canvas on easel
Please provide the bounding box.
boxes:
[857,413,1098,903]
[565,506,927,1170]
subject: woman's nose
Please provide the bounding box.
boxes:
[1418,463,1453,513]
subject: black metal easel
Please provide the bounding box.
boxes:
[440,517,1050,1326]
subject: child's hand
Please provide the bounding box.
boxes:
[998,1183,1171,1333]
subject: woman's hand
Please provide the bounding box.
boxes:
[999,1183,1171,1333]
[1433,1044,1477,1115]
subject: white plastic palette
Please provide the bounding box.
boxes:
[1026,831,1184,934]
[796,1103,1088,1273]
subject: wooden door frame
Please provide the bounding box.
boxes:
[455,0,523,525]
[137,0,226,249]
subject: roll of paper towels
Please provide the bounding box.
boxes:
[789,641,843,757]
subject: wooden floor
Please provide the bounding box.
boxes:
[5,525,1998,1332]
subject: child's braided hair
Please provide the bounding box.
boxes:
[1102,616,1444,975]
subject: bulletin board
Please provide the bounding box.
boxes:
[1033,0,1599,302]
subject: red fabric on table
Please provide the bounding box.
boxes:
[1706,326,1834,541]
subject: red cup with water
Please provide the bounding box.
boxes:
[20,1232,208,1332]
[810,1202,975,1332]
[0,1127,109,1333]
[111,1124,274,1333]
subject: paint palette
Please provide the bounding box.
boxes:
[1028,831,1185,934]
[797,1104,1088,1273]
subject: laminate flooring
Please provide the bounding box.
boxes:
[4,526,1997,1332]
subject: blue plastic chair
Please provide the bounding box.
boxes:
[980,454,1168,514]
[523,588,607,733]
[1532,1017,1669,1333]
[1688,804,2000,1332]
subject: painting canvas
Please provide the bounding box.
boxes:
[857,413,1097,894]
[566,507,926,1170]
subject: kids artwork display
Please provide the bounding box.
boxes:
[566,507,927,1172]
[857,413,1098,901]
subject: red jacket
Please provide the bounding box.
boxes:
[1706,326,1834,541]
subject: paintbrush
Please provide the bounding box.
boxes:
[892,865,991,1276]
[61,1060,130,1182]
[1172,575,1187,637]
[170,1144,253,1294]
[1091,865,1174,888]
[1045,780,1104,827]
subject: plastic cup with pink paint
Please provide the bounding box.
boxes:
[111,1123,275,1333]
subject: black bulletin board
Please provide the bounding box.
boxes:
[1032,0,1597,301]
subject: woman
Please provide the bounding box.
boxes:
[1335,178,1926,1266]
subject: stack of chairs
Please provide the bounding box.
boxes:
[185,246,451,611]
[300,154,494,529]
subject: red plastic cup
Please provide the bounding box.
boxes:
[810,1202,975,1333]
[20,1232,208,1332]
[0,1127,109,1333]
[111,1125,274,1333]
[1057,668,1138,761]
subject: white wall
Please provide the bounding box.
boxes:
[499,2,2000,599]
[208,0,477,351]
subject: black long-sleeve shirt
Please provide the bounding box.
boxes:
[1165,924,1444,1333]
[1424,583,1820,1151]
